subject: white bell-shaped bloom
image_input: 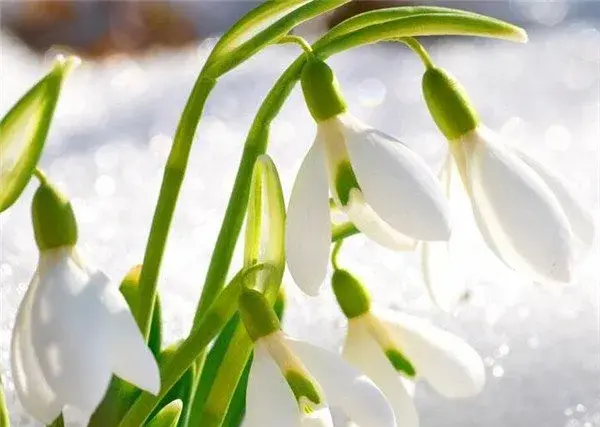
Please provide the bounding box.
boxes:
[11,246,160,423]
[287,113,451,296]
[422,125,596,310]
[245,331,396,427]
[343,310,485,427]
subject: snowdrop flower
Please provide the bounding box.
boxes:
[11,180,160,423]
[287,58,451,296]
[332,269,485,427]
[420,66,596,309]
[239,288,396,427]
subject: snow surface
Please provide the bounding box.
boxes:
[1,24,599,427]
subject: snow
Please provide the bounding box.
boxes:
[1,23,599,427]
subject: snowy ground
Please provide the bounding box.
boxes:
[1,22,599,427]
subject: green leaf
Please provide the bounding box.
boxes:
[146,400,183,427]
[315,11,528,59]
[0,56,78,212]
[316,6,527,47]
[208,0,350,75]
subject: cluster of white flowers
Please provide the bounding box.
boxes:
[3,28,594,427]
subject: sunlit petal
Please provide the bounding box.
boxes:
[515,149,596,251]
[341,114,451,241]
[345,189,417,251]
[379,310,485,398]
[245,344,302,427]
[286,139,331,296]
[285,337,396,427]
[343,319,418,427]
[460,126,574,283]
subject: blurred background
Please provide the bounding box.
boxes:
[0,1,599,427]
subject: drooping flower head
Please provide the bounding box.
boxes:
[420,65,596,309]
[239,288,396,427]
[286,58,451,296]
[332,269,485,427]
[11,179,160,423]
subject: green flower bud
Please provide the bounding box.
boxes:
[301,59,347,122]
[332,269,371,319]
[239,288,281,341]
[422,67,480,141]
[31,181,78,250]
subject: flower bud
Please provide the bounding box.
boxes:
[331,269,370,319]
[301,59,347,122]
[422,67,480,141]
[31,181,78,250]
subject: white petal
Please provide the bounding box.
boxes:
[421,159,468,311]
[31,253,114,414]
[460,126,574,283]
[102,279,160,395]
[286,139,332,296]
[11,272,63,424]
[345,189,417,251]
[302,407,334,427]
[285,338,396,427]
[341,114,451,241]
[245,344,302,427]
[343,320,419,427]
[421,241,468,312]
[378,310,485,398]
[515,149,596,251]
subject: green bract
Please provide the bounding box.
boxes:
[0,56,77,213]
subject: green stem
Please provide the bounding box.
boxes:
[191,58,306,328]
[400,37,435,69]
[331,240,344,270]
[332,221,360,242]
[134,75,216,339]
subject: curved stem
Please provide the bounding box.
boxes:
[278,34,314,57]
[134,74,216,339]
[191,57,306,328]
[332,221,360,242]
[33,168,48,185]
[331,240,344,270]
[401,37,435,69]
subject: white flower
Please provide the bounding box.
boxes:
[11,246,160,423]
[245,331,396,427]
[422,125,596,310]
[343,310,485,427]
[286,113,451,296]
